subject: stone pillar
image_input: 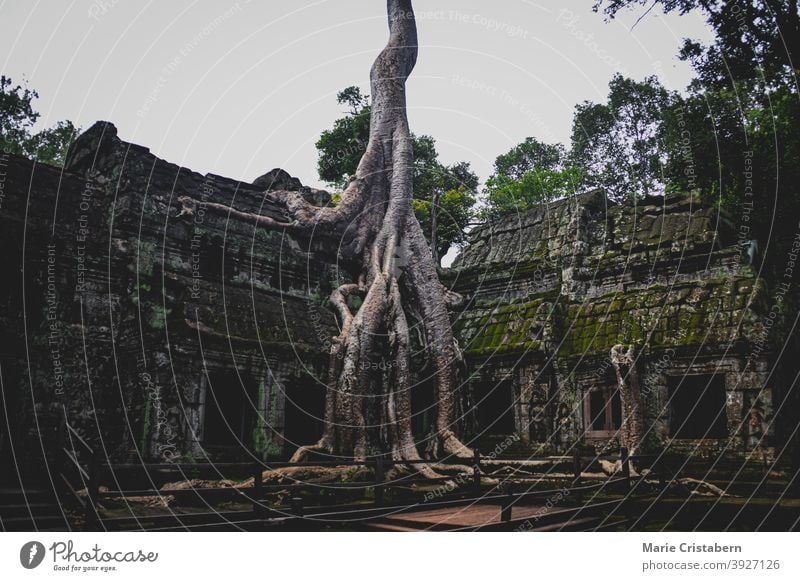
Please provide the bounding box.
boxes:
[514,379,532,445]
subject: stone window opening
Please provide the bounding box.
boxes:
[202,370,257,448]
[198,234,235,281]
[283,380,325,456]
[476,379,516,436]
[667,374,728,439]
[583,387,622,439]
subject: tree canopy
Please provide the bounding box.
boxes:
[596,0,799,277]
[594,0,800,85]
[484,0,799,263]
[482,138,583,218]
[482,74,674,217]
[0,75,78,167]
[571,74,673,200]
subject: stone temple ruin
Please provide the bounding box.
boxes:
[0,122,780,476]
[449,186,772,457]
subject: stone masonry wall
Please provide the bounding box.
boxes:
[0,125,781,476]
[449,190,773,457]
[1,122,338,468]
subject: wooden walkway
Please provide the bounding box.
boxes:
[365,502,616,532]
[54,436,641,531]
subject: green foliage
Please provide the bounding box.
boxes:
[483,166,584,218]
[0,75,39,152]
[0,75,79,166]
[148,305,172,330]
[316,86,479,258]
[571,74,673,200]
[346,294,363,312]
[482,136,583,218]
[484,76,673,215]
[414,186,477,258]
[316,87,371,188]
[595,0,800,287]
[22,119,79,167]
[594,1,800,87]
[336,86,369,115]
[492,138,565,181]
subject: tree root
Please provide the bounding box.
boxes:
[288,442,330,464]
[199,1,475,477]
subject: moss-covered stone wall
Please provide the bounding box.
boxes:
[449,190,773,457]
[0,124,780,473]
[1,122,338,466]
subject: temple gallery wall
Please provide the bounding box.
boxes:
[0,122,783,471]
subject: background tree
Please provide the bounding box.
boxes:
[414,155,478,261]
[482,137,583,218]
[594,0,800,275]
[483,166,584,218]
[316,87,371,188]
[480,137,576,215]
[317,86,478,261]
[570,74,673,200]
[594,0,800,84]
[482,76,673,218]
[492,137,566,181]
[0,75,38,153]
[0,75,78,166]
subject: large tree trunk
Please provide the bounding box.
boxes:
[180,0,472,464]
[180,0,471,469]
[610,345,645,455]
[297,0,471,465]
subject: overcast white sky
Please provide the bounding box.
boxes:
[1,0,712,191]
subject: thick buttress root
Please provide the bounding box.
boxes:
[185,0,471,476]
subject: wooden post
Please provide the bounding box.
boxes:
[290,496,304,518]
[86,456,100,531]
[500,481,513,523]
[473,448,481,493]
[572,447,582,486]
[620,447,632,523]
[374,456,384,505]
[55,416,67,506]
[253,463,263,516]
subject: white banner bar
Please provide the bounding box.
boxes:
[1,532,798,580]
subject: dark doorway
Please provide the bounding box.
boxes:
[668,374,728,438]
[203,371,257,448]
[477,380,515,435]
[198,235,234,282]
[584,388,622,437]
[283,381,325,453]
